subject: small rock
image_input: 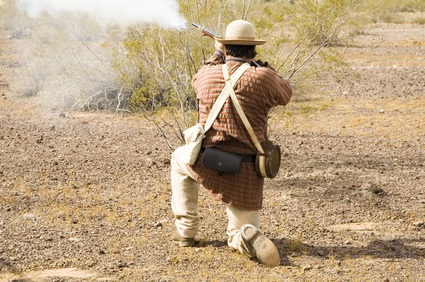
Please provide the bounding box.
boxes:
[153,222,163,228]
[361,182,385,195]
[146,158,154,167]
[369,186,384,195]
[413,221,424,228]
[317,249,326,256]
[22,213,38,220]
[302,265,313,272]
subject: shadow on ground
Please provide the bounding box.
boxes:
[277,237,425,262]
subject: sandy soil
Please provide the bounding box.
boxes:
[0,23,424,281]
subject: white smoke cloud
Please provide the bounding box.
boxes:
[17,0,187,29]
[9,0,188,112]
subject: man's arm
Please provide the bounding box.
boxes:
[261,66,292,106]
[205,40,225,65]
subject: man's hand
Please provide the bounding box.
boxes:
[214,40,225,53]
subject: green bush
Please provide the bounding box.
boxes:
[252,0,361,80]
[413,16,425,24]
[110,0,361,136]
[110,0,247,127]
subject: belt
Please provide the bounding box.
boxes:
[201,147,256,163]
[241,154,256,163]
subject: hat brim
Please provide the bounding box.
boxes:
[215,37,266,45]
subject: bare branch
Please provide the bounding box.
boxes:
[284,1,359,79]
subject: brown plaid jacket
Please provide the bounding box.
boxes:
[188,51,292,210]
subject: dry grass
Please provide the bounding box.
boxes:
[290,96,425,140]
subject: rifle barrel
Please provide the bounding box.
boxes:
[192,23,221,39]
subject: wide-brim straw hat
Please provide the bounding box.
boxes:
[215,20,266,45]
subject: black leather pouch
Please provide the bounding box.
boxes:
[201,147,243,175]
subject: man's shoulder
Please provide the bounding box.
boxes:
[245,65,276,78]
[252,65,275,73]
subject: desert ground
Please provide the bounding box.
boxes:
[0,22,424,281]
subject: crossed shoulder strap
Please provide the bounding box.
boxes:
[222,63,265,155]
[203,63,251,132]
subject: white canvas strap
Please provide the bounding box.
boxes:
[222,63,265,155]
[203,63,251,132]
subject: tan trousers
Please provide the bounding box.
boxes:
[171,151,260,255]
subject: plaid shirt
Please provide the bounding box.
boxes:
[188,51,292,210]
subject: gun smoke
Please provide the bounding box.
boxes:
[8,0,187,111]
[17,0,186,29]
